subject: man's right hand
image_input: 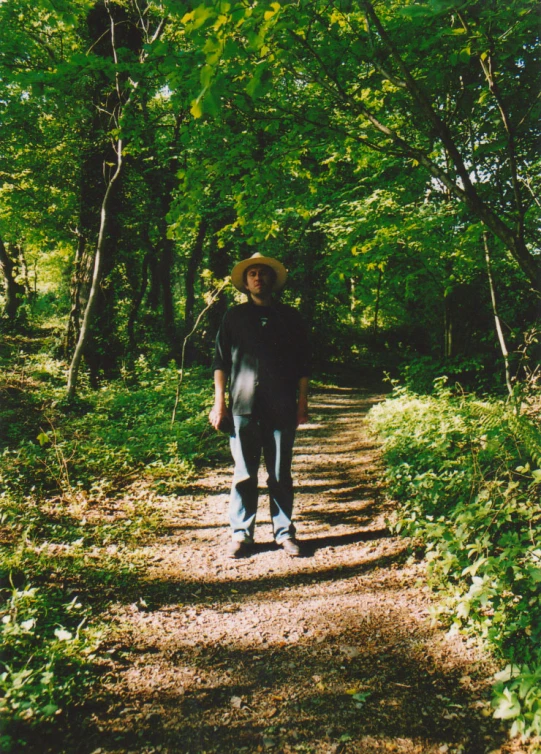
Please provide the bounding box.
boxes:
[209,403,230,431]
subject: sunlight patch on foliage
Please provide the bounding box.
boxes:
[370,383,541,742]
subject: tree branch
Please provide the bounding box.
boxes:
[457,10,525,230]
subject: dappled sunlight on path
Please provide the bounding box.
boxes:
[69,389,522,754]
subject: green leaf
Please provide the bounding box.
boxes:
[492,688,521,720]
[192,5,214,30]
[494,664,521,683]
[200,64,214,88]
[246,63,268,98]
[264,2,281,21]
[527,567,541,583]
[351,691,371,704]
[190,97,204,119]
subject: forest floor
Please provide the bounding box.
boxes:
[54,387,525,754]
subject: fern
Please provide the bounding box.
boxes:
[507,411,541,468]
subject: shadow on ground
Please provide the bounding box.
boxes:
[30,613,504,754]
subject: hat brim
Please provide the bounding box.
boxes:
[231,256,288,293]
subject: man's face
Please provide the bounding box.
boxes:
[244,264,275,297]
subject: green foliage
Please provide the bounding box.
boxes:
[370,383,541,741]
[0,582,102,735]
[492,665,541,739]
[2,0,539,383]
[0,343,224,746]
[1,0,540,742]
[398,354,501,393]
[0,351,219,499]
[0,488,151,750]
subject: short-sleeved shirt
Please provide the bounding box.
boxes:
[212,300,310,425]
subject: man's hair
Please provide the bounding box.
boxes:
[242,264,277,287]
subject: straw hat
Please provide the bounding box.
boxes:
[231,252,288,293]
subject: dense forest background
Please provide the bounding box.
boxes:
[1,0,539,390]
[1,0,541,749]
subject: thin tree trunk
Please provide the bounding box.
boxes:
[349,278,356,323]
[159,236,176,349]
[127,250,151,351]
[0,235,24,320]
[67,150,123,398]
[483,232,513,397]
[64,230,86,358]
[17,244,33,300]
[146,250,160,311]
[443,289,453,359]
[184,218,208,333]
[373,268,383,336]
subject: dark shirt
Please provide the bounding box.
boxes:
[212,301,310,424]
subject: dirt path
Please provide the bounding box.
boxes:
[78,388,520,754]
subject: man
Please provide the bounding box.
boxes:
[209,252,310,558]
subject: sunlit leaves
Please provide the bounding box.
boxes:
[371,387,541,739]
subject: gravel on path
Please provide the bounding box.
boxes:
[70,388,525,754]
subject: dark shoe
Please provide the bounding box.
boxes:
[279,538,301,557]
[227,540,251,559]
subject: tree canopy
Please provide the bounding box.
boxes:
[0,0,539,390]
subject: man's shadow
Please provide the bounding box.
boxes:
[249,528,389,557]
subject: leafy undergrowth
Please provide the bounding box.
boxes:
[0,344,224,750]
[369,380,541,746]
[1,351,221,497]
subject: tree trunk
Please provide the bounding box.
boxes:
[184,218,208,333]
[64,231,86,358]
[147,251,161,311]
[443,291,453,359]
[66,0,162,395]
[0,235,24,320]
[158,236,177,352]
[349,278,356,323]
[373,268,383,336]
[483,232,513,397]
[17,244,33,301]
[127,250,151,351]
[67,151,123,398]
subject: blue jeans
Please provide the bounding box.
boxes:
[229,414,297,543]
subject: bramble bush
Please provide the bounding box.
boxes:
[369,380,541,742]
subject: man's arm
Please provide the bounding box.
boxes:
[209,369,231,430]
[297,376,309,426]
[210,310,232,431]
[291,306,310,427]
